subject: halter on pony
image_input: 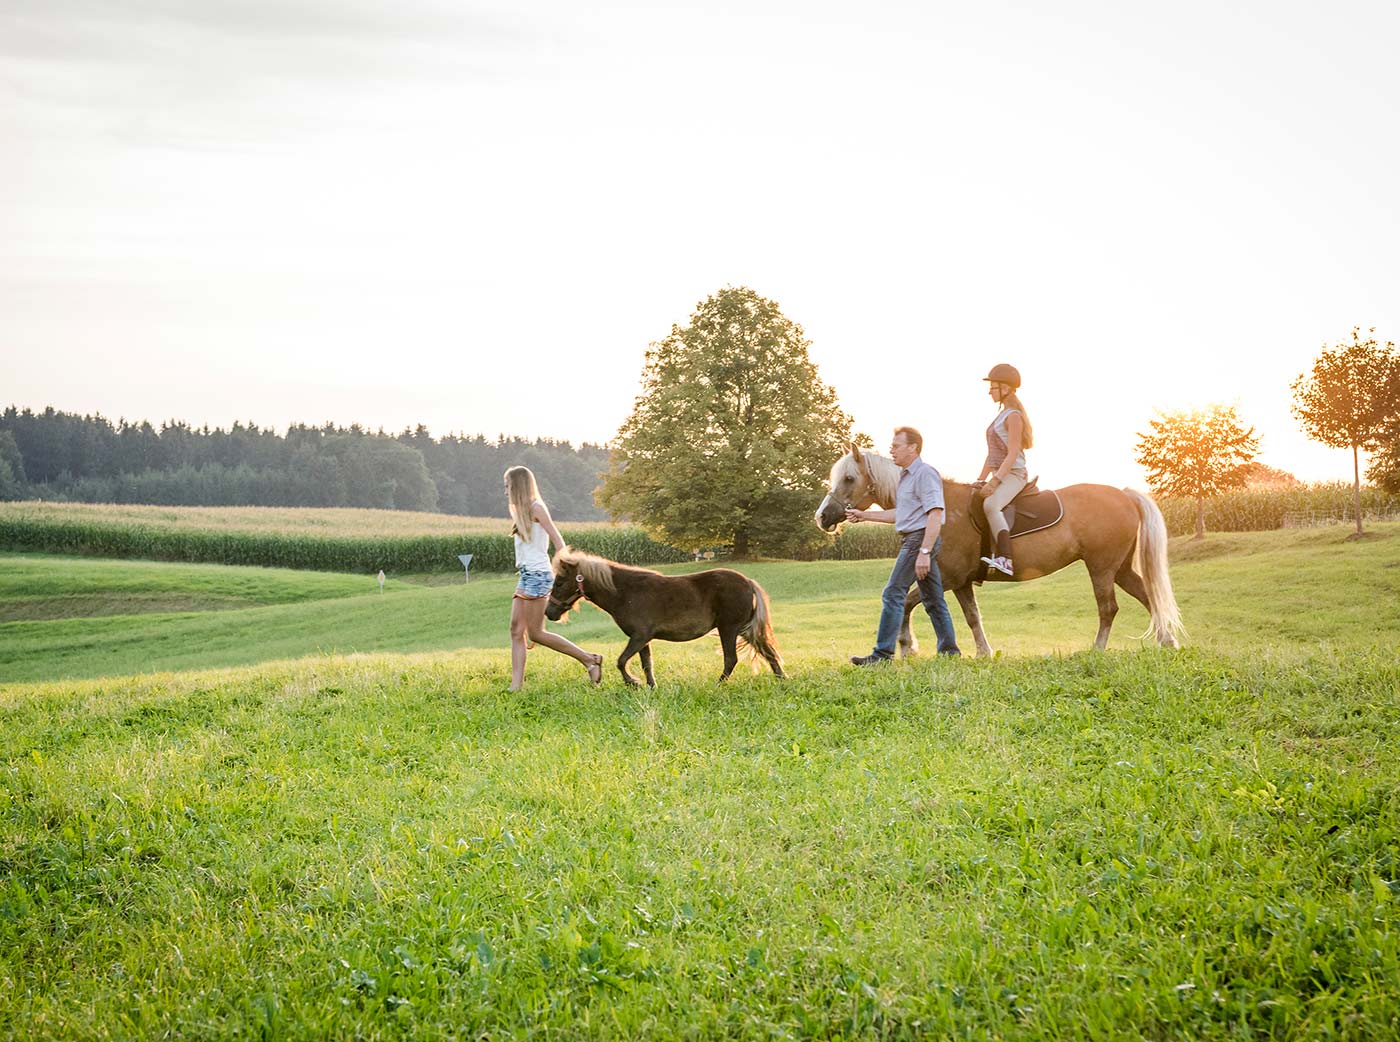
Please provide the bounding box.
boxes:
[548,571,587,615]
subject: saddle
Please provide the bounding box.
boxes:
[969,478,1064,583]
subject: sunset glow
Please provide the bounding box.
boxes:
[3,1,1396,488]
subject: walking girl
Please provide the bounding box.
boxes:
[504,465,603,691]
[976,364,1034,577]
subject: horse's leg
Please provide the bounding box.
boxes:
[899,587,920,657]
[638,643,656,688]
[1088,562,1118,651]
[1114,563,1167,647]
[1114,563,1152,613]
[617,634,649,687]
[952,584,994,657]
[718,626,740,681]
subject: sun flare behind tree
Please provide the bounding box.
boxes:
[1135,404,1260,540]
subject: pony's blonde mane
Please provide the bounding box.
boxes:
[554,548,617,592]
[832,449,902,507]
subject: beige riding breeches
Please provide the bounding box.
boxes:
[983,472,1028,538]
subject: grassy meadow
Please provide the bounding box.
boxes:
[2,524,1398,1038]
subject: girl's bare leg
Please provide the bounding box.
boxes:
[515,599,602,689]
[509,596,532,691]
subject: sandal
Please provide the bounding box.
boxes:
[585,653,603,686]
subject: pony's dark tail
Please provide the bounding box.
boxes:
[1123,488,1185,647]
[739,578,786,677]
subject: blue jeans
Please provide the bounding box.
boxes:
[871,530,960,657]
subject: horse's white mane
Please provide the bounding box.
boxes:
[832,449,902,506]
[554,548,617,592]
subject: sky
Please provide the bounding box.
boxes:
[3,0,1397,489]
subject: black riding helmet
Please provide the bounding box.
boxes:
[983,363,1021,388]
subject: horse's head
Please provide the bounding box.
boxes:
[815,442,882,532]
[546,549,615,621]
[546,554,583,621]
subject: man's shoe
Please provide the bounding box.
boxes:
[849,652,892,666]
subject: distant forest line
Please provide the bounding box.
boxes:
[0,407,610,521]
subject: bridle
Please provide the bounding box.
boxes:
[548,571,586,614]
[820,476,872,525]
[822,489,852,515]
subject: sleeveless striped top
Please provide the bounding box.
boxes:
[985,408,1028,474]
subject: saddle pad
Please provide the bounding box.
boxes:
[971,487,1065,585]
[970,487,1064,539]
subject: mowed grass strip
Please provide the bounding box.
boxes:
[3,523,1398,684]
[0,554,376,623]
[1,644,1397,1039]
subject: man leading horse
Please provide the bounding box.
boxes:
[842,426,961,664]
[816,401,1184,656]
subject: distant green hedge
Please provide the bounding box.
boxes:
[0,517,689,574]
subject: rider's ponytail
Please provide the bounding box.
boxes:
[1002,392,1034,449]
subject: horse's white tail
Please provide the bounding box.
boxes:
[739,579,786,675]
[1124,489,1185,647]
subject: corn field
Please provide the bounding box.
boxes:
[0,504,687,574]
[1156,483,1400,536]
[0,502,624,538]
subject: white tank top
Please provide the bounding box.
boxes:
[513,503,552,571]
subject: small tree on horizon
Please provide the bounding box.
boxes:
[1135,404,1260,539]
[598,286,854,558]
[1291,326,1400,537]
[1239,461,1300,488]
[1367,411,1400,495]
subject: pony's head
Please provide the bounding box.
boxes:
[546,548,616,621]
[815,442,894,531]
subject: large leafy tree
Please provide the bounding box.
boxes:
[599,286,854,557]
[1292,327,1400,537]
[1135,404,1259,539]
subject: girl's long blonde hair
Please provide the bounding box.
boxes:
[504,466,542,539]
[999,390,1035,449]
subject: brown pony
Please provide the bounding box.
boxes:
[816,445,1183,655]
[546,549,785,686]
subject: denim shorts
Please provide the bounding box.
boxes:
[515,567,553,599]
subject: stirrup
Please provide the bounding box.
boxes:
[981,555,1013,576]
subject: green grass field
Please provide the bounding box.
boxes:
[2,525,1398,1038]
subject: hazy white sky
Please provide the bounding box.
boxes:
[3,0,1396,487]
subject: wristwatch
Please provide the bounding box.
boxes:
[918,547,931,555]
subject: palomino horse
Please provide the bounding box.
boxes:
[815,445,1183,655]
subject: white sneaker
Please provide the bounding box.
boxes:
[981,555,1014,576]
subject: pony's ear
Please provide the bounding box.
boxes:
[851,443,873,485]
